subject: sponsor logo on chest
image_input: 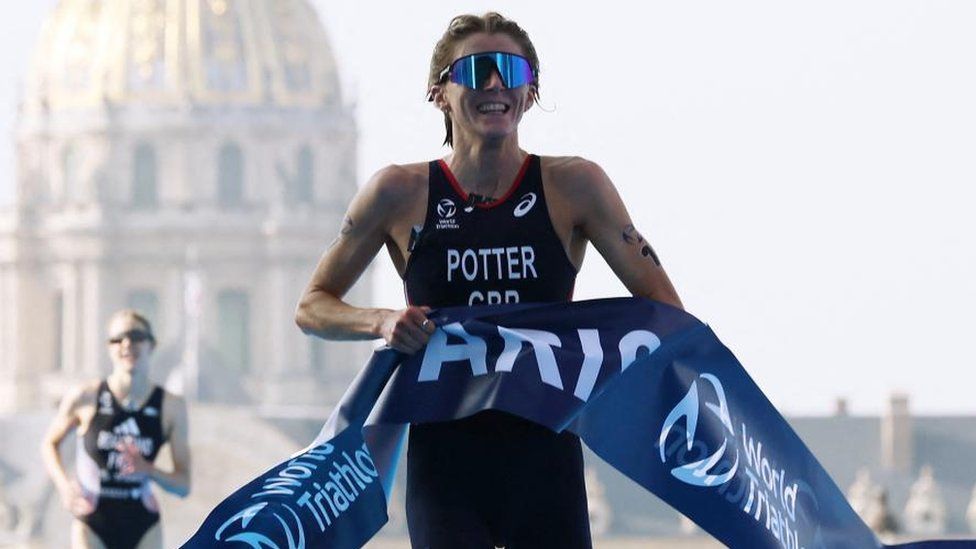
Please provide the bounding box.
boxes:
[435,198,460,230]
[513,192,537,217]
[98,390,114,415]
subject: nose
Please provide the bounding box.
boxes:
[481,69,505,91]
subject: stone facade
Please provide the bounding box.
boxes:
[0,0,369,414]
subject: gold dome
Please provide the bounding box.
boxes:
[24,0,341,111]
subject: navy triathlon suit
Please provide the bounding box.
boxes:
[402,154,592,548]
[76,381,167,549]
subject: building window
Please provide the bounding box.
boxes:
[218,142,244,207]
[126,289,159,332]
[217,289,250,372]
[132,143,158,208]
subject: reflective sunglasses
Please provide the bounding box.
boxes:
[433,51,536,95]
[107,329,154,345]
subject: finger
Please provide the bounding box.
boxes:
[392,329,423,353]
[405,307,433,329]
[402,321,432,346]
[394,321,431,353]
[419,317,437,333]
[397,313,430,340]
[390,338,422,354]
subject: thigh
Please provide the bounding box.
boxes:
[135,522,162,549]
[505,517,592,549]
[498,431,592,548]
[406,420,496,548]
[406,500,494,549]
[72,519,107,549]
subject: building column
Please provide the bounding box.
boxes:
[259,261,319,409]
[81,260,106,378]
[58,262,82,377]
[0,265,25,413]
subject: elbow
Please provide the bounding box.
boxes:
[39,438,56,460]
[295,288,337,336]
[294,300,314,335]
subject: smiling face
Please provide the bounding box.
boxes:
[433,32,536,146]
[106,312,154,374]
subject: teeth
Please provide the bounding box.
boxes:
[478,103,507,113]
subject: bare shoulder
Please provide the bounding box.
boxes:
[59,379,101,415]
[366,162,428,205]
[72,380,102,406]
[161,391,188,432]
[540,155,615,198]
[161,391,187,415]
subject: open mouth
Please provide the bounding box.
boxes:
[477,102,510,114]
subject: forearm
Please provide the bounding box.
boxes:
[639,273,684,310]
[296,288,393,341]
[40,441,72,493]
[149,466,190,498]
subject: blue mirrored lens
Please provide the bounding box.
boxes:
[449,52,535,90]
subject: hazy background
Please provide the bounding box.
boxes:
[3,0,974,416]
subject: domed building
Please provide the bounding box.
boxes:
[0,1,375,545]
[0,0,369,413]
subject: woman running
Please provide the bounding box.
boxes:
[41,309,191,549]
[296,12,682,548]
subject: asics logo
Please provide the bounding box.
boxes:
[658,373,739,487]
[513,192,537,217]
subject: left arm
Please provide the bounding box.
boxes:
[118,393,191,497]
[570,159,684,309]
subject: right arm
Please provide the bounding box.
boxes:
[295,165,434,353]
[40,386,95,516]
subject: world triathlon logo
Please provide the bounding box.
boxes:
[437,198,456,219]
[436,198,460,230]
[214,502,305,549]
[658,373,739,487]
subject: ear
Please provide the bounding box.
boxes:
[429,85,450,112]
[523,85,538,113]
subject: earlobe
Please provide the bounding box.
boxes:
[429,85,448,111]
[524,86,538,112]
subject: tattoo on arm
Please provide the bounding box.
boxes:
[328,216,355,249]
[622,224,662,267]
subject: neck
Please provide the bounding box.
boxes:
[446,135,525,197]
[108,367,149,402]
